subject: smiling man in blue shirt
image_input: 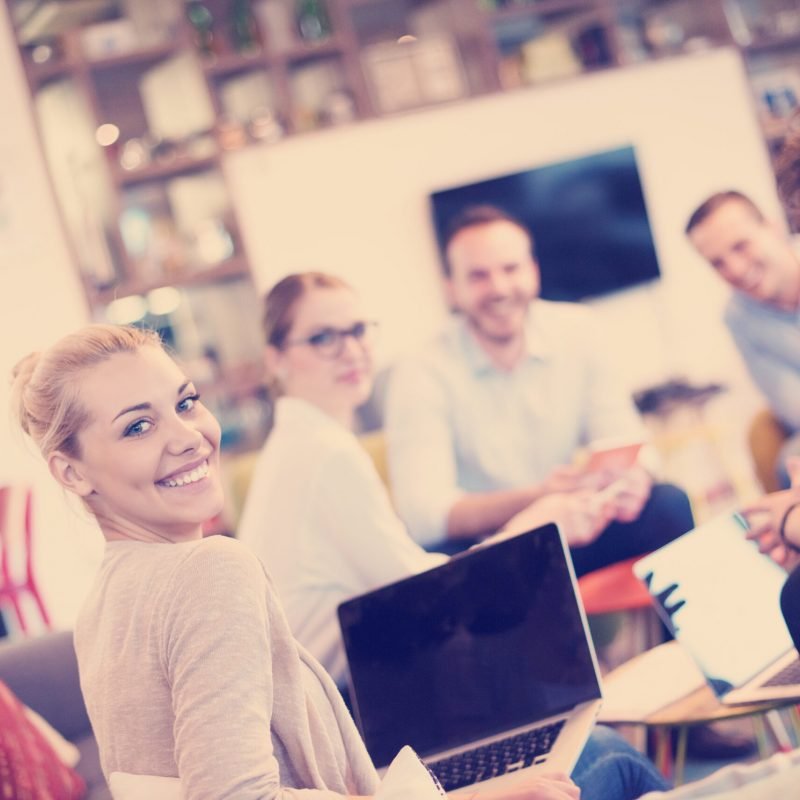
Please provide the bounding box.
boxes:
[686,190,800,488]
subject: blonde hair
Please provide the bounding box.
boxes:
[11,324,163,459]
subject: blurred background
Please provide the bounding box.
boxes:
[1,0,800,627]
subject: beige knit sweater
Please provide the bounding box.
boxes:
[74,535,380,800]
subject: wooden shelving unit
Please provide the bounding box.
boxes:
[3,0,800,448]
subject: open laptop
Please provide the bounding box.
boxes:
[337,524,603,794]
[633,512,800,706]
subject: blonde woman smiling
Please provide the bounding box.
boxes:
[11,323,579,800]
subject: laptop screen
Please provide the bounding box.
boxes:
[338,525,600,767]
[633,513,794,695]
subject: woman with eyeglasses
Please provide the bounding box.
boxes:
[238,272,449,689]
[238,272,622,692]
[237,272,671,800]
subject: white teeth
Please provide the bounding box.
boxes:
[160,461,209,488]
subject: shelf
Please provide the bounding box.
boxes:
[283,36,347,65]
[113,154,220,187]
[743,31,800,56]
[27,56,80,86]
[84,41,181,71]
[200,37,346,74]
[13,0,115,44]
[91,255,250,304]
[482,0,601,22]
[202,49,268,77]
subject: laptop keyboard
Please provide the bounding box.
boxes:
[427,720,565,792]
[761,657,800,688]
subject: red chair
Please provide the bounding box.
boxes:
[578,556,653,616]
[578,556,662,659]
[0,486,52,634]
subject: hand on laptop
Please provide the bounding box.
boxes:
[461,771,580,799]
[503,491,615,547]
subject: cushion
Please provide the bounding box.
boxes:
[24,707,81,768]
[375,746,445,799]
[108,774,183,800]
[0,678,86,800]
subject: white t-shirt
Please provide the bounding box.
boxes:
[238,397,446,686]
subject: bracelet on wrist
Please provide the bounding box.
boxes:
[778,501,800,555]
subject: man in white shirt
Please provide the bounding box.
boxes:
[385,205,694,577]
[686,190,800,488]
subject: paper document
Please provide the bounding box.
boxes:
[599,642,707,721]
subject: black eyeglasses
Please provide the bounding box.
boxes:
[284,320,378,359]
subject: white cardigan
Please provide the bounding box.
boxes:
[238,397,446,686]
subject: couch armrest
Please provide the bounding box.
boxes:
[0,631,92,741]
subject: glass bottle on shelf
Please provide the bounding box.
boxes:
[187,1,217,57]
[228,0,261,54]
[295,0,332,43]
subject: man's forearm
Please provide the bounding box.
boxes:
[445,486,543,540]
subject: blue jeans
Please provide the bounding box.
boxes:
[572,726,671,800]
[570,483,694,578]
[428,484,694,572]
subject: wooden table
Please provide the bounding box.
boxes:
[599,642,800,784]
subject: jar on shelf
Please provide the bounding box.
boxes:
[295,0,332,42]
[187,1,217,58]
[228,0,262,54]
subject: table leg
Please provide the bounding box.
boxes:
[673,727,688,786]
[752,714,771,758]
[653,728,673,779]
[765,709,793,752]
[789,705,800,746]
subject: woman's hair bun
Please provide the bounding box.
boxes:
[10,351,41,436]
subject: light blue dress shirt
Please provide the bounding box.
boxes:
[385,300,646,547]
[725,293,800,432]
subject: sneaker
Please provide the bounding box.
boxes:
[684,723,757,761]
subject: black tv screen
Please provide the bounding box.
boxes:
[430,146,661,301]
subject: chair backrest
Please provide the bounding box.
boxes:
[223,451,261,531]
[0,485,33,586]
[0,630,91,740]
[357,430,390,492]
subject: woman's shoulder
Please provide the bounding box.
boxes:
[172,535,266,586]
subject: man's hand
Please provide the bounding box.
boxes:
[741,456,800,571]
[742,492,800,572]
[605,465,653,524]
[540,464,614,495]
[503,491,615,548]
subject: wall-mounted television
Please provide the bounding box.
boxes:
[429,145,661,302]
